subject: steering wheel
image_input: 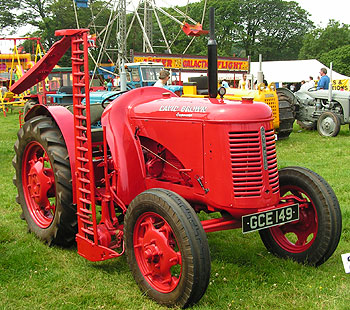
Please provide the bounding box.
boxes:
[101,90,129,108]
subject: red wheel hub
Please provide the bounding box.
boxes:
[270,185,318,253]
[133,212,182,293]
[22,142,56,228]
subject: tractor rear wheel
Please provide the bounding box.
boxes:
[277,90,295,139]
[124,188,210,308]
[23,99,38,115]
[317,111,341,137]
[13,115,76,246]
[259,166,341,266]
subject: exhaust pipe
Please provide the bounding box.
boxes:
[257,54,264,85]
[208,7,218,98]
[328,62,333,102]
[120,60,127,92]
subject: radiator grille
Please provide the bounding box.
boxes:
[229,129,279,197]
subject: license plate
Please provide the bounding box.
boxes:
[242,204,299,234]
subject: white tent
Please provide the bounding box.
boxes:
[177,59,350,85]
[250,59,350,85]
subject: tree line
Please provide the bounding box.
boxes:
[1,0,349,75]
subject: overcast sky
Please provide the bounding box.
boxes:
[1,0,349,53]
[286,0,349,26]
[154,0,349,25]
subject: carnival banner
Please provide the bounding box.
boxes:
[133,54,249,72]
[332,79,349,91]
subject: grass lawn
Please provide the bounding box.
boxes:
[1,110,350,310]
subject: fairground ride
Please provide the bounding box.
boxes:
[72,0,208,82]
[0,37,45,115]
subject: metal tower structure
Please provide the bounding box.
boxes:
[73,0,207,76]
[116,0,127,68]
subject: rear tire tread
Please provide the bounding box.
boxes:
[13,115,76,247]
[277,91,295,139]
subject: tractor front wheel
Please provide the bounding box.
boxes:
[317,111,341,137]
[13,115,76,246]
[259,166,341,266]
[124,189,210,308]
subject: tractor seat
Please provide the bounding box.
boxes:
[189,76,209,95]
[58,86,85,94]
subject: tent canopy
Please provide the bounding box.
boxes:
[250,59,350,84]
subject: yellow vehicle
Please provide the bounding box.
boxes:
[183,77,295,139]
[0,37,45,114]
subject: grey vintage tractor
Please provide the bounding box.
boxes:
[294,87,350,137]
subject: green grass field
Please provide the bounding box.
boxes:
[1,111,350,310]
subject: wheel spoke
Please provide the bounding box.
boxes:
[28,158,54,207]
[271,184,318,252]
[134,212,182,293]
[294,232,309,246]
[289,189,305,200]
[280,222,298,234]
[23,142,56,228]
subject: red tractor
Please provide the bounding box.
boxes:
[11,10,341,308]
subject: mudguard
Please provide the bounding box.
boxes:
[101,87,178,205]
[25,105,77,201]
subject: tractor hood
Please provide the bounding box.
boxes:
[131,96,272,122]
[296,89,350,101]
[101,87,274,205]
[102,87,273,124]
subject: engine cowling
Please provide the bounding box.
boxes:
[101,87,280,216]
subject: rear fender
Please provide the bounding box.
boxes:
[337,99,350,123]
[25,105,76,202]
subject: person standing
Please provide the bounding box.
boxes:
[300,80,308,91]
[0,81,7,96]
[106,79,113,91]
[153,70,170,88]
[308,76,315,88]
[317,68,330,90]
[238,74,250,90]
